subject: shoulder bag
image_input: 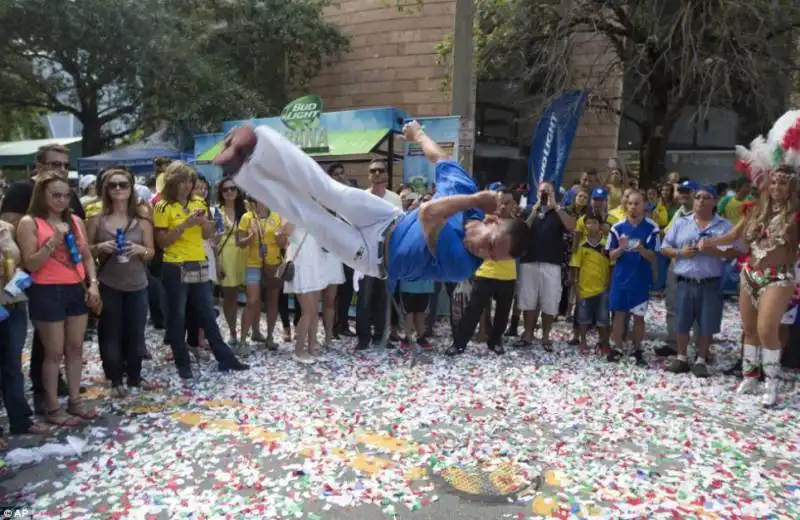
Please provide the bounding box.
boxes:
[276,231,308,283]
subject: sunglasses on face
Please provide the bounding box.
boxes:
[107,181,131,191]
[369,168,386,174]
[221,186,238,194]
[48,191,71,200]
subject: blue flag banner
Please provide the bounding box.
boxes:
[527,90,588,205]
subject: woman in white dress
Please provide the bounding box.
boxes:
[282,222,344,364]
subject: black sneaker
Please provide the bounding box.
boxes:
[666,359,690,373]
[691,362,710,378]
[178,366,194,380]
[488,344,505,355]
[445,345,465,356]
[57,377,69,397]
[632,349,645,366]
[355,340,370,351]
[654,345,677,357]
[219,360,250,372]
[606,349,624,363]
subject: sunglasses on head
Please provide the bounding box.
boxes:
[107,181,131,190]
[369,168,386,174]
[221,186,238,193]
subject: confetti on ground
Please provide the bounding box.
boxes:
[1,298,799,519]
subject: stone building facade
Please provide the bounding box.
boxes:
[309,0,623,185]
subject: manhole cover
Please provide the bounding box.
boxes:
[436,463,540,502]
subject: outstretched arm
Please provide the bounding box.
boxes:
[403,121,449,164]
[419,191,500,254]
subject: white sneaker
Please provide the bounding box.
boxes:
[293,352,316,365]
[762,379,779,408]
[736,378,759,395]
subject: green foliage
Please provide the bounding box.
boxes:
[436,0,800,184]
[0,0,348,155]
[0,107,47,141]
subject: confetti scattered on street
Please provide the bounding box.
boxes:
[1,298,799,519]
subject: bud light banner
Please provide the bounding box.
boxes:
[527,90,588,205]
[403,116,460,187]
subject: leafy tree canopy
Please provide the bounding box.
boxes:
[0,0,348,155]
[437,0,800,184]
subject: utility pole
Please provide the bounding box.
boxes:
[450,0,476,174]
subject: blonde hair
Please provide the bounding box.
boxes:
[161,161,197,203]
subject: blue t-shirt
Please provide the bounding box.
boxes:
[607,218,660,304]
[388,160,483,286]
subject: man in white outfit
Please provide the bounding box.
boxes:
[216,122,529,293]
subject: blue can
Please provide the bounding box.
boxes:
[214,210,225,234]
[64,232,82,265]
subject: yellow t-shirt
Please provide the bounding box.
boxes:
[475,259,516,280]
[153,198,208,263]
[607,186,624,209]
[608,206,625,226]
[569,238,610,299]
[83,199,103,219]
[238,210,283,267]
[651,203,668,229]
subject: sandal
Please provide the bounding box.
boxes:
[27,422,52,435]
[111,385,127,398]
[47,408,81,427]
[190,346,210,362]
[66,400,99,420]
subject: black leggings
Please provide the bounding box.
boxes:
[278,289,300,328]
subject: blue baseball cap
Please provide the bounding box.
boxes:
[697,184,717,197]
[678,180,699,192]
[591,187,608,200]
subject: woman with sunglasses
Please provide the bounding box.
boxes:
[17,171,101,426]
[153,162,247,379]
[87,169,156,396]
[215,177,246,345]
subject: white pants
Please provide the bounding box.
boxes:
[517,262,562,315]
[235,126,403,278]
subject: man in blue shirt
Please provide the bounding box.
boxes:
[660,185,740,377]
[606,190,660,363]
[214,122,529,288]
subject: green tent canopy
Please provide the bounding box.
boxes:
[196,128,392,163]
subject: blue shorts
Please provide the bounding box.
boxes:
[245,267,261,286]
[609,288,649,314]
[27,283,88,322]
[675,276,724,336]
[577,292,610,327]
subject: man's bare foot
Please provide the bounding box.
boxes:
[213,126,257,171]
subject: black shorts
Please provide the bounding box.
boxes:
[27,283,87,322]
[401,293,429,313]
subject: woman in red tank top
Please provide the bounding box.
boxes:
[16,171,100,426]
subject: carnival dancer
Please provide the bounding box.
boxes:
[213,121,529,289]
[699,110,800,407]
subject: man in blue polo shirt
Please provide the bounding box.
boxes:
[215,122,530,290]
[660,184,740,377]
[606,190,660,363]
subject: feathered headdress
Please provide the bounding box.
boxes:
[736,110,800,188]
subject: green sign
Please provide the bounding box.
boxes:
[279,95,329,153]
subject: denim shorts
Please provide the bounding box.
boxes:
[577,291,610,327]
[27,283,87,322]
[676,276,724,336]
[245,267,261,286]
